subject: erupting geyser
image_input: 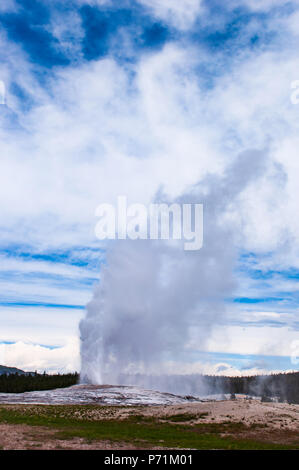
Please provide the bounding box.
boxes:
[80,150,268,392]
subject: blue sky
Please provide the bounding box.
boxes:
[0,0,299,376]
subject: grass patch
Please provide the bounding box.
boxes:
[0,405,297,450]
[164,413,199,422]
[163,412,209,422]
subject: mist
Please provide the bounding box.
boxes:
[80,149,269,393]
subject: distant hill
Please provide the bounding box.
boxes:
[0,365,26,375]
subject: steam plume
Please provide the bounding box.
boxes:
[80,149,267,389]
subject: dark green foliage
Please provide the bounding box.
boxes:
[163,413,199,422]
[201,371,299,404]
[0,372,79,393]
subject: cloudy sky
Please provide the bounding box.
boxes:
[0,0,299,376]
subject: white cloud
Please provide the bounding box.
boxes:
[152,360,293,377]
[0,306,83,347]
[73,0,112,5]
[226,0,299,12]
[201,325,299,357]
[0,254,98,279]
[0,0,18,13]
[241,0,299,11]
[0,277,91,306]
[0,46,223,252]
[0,339,80,373]
[1,40,297,254]
[137,0,203,30]
[251,311,282,319]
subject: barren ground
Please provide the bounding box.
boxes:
[0,398,298,450]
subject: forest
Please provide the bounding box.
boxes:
[122,371,299,404]
[0,372,79,393]
[204,371,299,404]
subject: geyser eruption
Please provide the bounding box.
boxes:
[80,150,268,391]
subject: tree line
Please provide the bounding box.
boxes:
[0,372,79,393]
[122,371,299,404]
[202,371,299,404]
[0,370,298,403]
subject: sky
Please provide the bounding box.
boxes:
[0,0,299,376]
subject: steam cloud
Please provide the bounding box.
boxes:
[80,149,268,391]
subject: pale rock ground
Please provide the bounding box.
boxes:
[140,398,299,430]
[0,398,298,449]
